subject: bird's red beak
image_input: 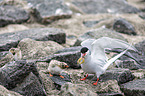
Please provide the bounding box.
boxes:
[82,53,86,58]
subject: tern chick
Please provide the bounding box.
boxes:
[48,60,69,78]
[77,37,139,85]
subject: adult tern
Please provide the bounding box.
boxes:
[77,37,138,85]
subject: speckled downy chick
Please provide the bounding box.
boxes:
[0,48,22,67]
[48,60,69,78]
[9,48,22,61]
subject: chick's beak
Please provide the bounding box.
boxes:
[65,65,69,68]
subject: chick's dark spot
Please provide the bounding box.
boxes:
[81,47,89,53]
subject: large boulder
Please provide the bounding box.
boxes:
[0,5,30,27]
[18,38,64,59]
[0,60,39,89]
[26,0,72,23]
[71,0,140,14]
[12,72,46,96]
[0,28,66,51]
[120,78,145,96]
[99,68,135,84]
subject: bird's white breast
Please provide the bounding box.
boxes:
[81,55,104,74]
[48,66,62,75]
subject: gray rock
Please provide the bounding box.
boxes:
[131,69,145,79]
[26,0,72,23]
[55,46,81,54]
[38,46,81,68]
[0,85,22,96]
[99,68,135,84]
[120,78,145,96]
[18,38,64,59]
[38,72,59,95]
[47,72,71,87]
[0,60,39,89]
[0,5,30,27]
[139,12,145,20]
[116,39,145,69]
[0,51,9,60]
[83,19,105,27]
[113,18,137,35]
[0,28,66,51]
[53,47,81,69]
[59,82,98,96]
[135,39,145,55]
[98,93,123,96]
[74,28,127,46]
[117,60,140,70]
[96,80,123,95]
[12,72,46,96]
[72,0,140,14]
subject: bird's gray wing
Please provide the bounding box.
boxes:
[91,37,138,66]
[103,45,131,71]
[81,39,96,51]
[91,37,138,53]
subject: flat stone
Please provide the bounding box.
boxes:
[95,80,123,95]
[72,0,140,14]
[26,0,72,23]
[120,78,145,96]
[83,19,105,27]
[74,28,127,46]
[47,72,71,87]
[0,28,66,51]
[0,5,30,27]
[99,68,135,84]
[59,82,98,96]
[131,69,145,79]
[113,18,137,35]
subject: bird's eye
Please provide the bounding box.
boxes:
[80,47,89,53]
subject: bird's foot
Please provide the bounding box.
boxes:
[93,78,99,86]
[59,75,64,78]
[80,74,88,81]
[93,82,98,86]
[49,72,53,77]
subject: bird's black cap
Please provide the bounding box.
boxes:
[81,47,89,53]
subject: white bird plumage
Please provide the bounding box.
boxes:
[78,37,138,85]
[48,60,69,78]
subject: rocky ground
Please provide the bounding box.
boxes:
[0,0,145,96]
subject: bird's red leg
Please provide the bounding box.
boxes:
[93,78,99,85]
[59,74,64,78]
[49,72,53,77]
[80,74,88,81]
